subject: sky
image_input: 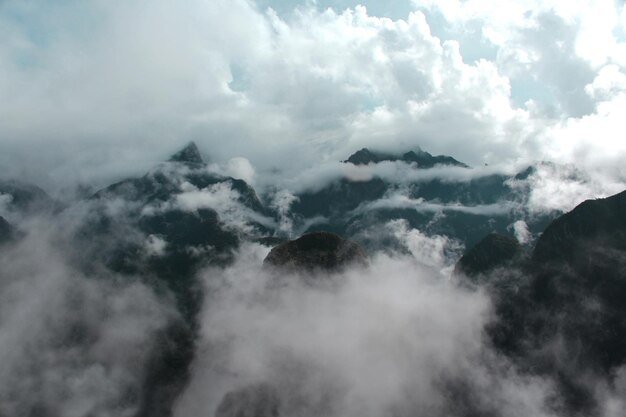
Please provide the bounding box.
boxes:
[1,0,626,191]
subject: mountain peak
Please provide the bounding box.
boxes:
[344,147,468,168]
[454,233,524,279]
[264,231,367,272]
[343,148,388,165]
[169,142,204,164]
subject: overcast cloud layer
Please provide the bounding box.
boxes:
[1,0,626,193]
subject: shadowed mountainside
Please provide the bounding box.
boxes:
[455,188,626,415]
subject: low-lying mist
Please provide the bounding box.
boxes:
[0,219,178,417]
[176,242,556,417]
[0,191,624,417]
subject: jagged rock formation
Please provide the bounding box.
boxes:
[168,141,204,164]
[454,233,524,278]
[344,147,468,168]
[264,231,367,272]
[88,142,270,287]
[78,142,275,417]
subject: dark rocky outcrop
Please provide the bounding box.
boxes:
[264,232,367,272]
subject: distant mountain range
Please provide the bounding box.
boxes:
[292,147,557,250]
[343,147,469,168]
[1,142,624,417]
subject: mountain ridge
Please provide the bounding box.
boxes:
[343,147,469,168]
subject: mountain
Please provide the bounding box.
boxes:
[291,148,558,250]
[2,141,622,417]
[0,180,57,215]
[532,189,626,264]
[87,142,271,282]
[77,142,275,417]
[454,188,626,414]
[344,147,468,168]
[168,141,204,164]
[264,231,367,273]
[528,189,626,371]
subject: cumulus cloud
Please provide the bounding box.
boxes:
[0,1,569,187]
[412,0,626,170]
[0,0,625,201]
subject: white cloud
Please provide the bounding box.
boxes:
[0,0,534,189]
[507,162,625,213]
[354,193,520,216]
[388,219,463,271]
[175,243,559,417]
[144,234,167,256]
[511,219,531,244]
[143,181,276,234]
[224,157,256,185]
[0,0,624,199]
[270,189,299,235]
